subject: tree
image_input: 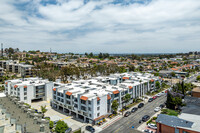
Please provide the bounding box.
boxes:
[55,120,69,133]
[111,100,119,113]
[124,93,131,106]
[171,72,176,77]
[49,121,54,129]
[196,75,200,81]
[41,105,47,117]
[155,81,161,90]
[166,92,176,110]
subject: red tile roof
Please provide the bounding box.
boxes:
[107,95,111,100]
[113,90,119,94]
[24,86,27,88]
[80,96,88,101]
[5,82,8,85]
[171,68,178,71]
[53,88,56,91]
[66,91,72,96]
[151,79,154,82]
[14,85,18,88]
[97,97,100,101]
[129,86,133,89]
[122,77,129,80]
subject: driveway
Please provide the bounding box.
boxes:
[30,101,85,131]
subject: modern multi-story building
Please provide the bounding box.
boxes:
[4,77,53,104]
[51,72,161,124]
[0,60,33,77]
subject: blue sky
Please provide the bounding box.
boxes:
[0,0,200,53]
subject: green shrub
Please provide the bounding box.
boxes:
[74,129,81,133]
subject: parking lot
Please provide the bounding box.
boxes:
[31,100,86,131]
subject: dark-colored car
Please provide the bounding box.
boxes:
[148,98,153,102]
[159,104,165,108]
[131,107,138,113]
[138,103,144,108]
[65,128,72,133]
[124,111,131,117]
[142,115,150,122]
[86,126,95,133]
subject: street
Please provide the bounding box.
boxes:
[100,95,167,133]
[185,74,199,83]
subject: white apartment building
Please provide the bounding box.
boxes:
[51,72,161,124]
[0,60,33,77]
[4,77,54,104]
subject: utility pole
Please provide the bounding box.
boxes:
[1,43,3,58]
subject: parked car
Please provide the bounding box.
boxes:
[138,103,144,108]
[124,111,131,117]
[160,91,165,95]
[156,93,161,97]
[85,126,95,133]
[159,104,165,108]
[142,115,150,122]
[152,96,157,100]
[65,127,72,133]
[131,107,138,113]
[148,98,153,102]
[143,129,153,133]
[148,123,157,129]
[154,107,161,112]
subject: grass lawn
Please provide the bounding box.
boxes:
[161,109,179,116]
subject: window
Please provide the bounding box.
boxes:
[89,114,92,117]
[66,100,70,104]
[74,98,78,102]
[88,107,91,111]
[97,100,100,105]
[81,100,86,104]
[97,113,100,117]
[74,104,78,108]
[61,94,63,97]
[24,88,27,91]
[81,106,86,111]
[66,95,70,99]
[88,100,91,104]
[24,97,27,100]
[97,107,100,110]
[24,92,27,95]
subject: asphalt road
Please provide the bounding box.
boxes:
[185,74,199,83]
[100,95,167,133]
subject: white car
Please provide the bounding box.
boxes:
[156,93,161,97]
[148,123,157,129]
[154,107,161,112]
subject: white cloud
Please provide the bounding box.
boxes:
[0,0,200,53]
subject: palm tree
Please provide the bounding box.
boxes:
[41,105,47,118]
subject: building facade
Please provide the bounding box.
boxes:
[4,77,53,104]
[0,60,33,77]
[51,72,161,124]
